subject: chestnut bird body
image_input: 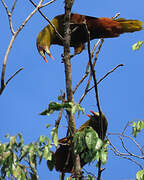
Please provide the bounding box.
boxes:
[36,13,142,63]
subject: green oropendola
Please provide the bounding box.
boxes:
[36,13,143,63]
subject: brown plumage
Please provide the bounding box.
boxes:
[37,13,143,63]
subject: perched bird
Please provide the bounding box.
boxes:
[53,111,108,173]
[36,13,143,63]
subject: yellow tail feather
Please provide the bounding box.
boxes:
[116,18,143,32]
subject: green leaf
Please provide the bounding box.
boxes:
[46,124,51,128]
[17,133,24,146]
[132,127,137,138]
[51,127,58,147]
[136,169,144,180]
[100,149,108,164]
[132,120,144,137]
[95,138,103,151]
[40,102,64,115]
[12,165,21,179]
[132,121,136,127]
[87,175,95,180]
[47,155,55,171]
[132,41,143,50]
[43,146,52,160]
[39,135,47,143]
[10,136,17,147]
[85,130,97,150]
[21,170,26,180]
[65,102,85,116]
[30,172,38,180]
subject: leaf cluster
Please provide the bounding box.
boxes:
[0,134,53,180]
[73,127,108,165]
[40,101,84,116]
[132,120,144,137]
[136,169,144,180]
[132,41,143,50]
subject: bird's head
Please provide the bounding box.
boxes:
[36,25,55,63]
[36,15,64,63]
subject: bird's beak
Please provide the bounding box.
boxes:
[38,46,54,64]
[87,111,96,117]
[87,114,91,118]
[45,46,54,61]
[39,50,48,64]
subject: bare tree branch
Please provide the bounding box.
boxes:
[109,138,143,170]
[0,0,53,95]
[83,20,103,180]
[87,64,124,93]
[108,132,144,157]
[1,0,15,34]
[63,0,82,178]
[78,39,104,104]
[40,0,56,8]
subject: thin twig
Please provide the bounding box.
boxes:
[40,0,56,8]
[1,0,15,34]
[91,39,102,58]
[108,138,144,169]
[29,0,64,41]
[73,72,89,94]
[112,12,120,20]
[78,40,104,104]
[108,132,144,157]
[5,67,23,86]
[87,64,124,93]
[111,146,143,169]
[55,94,65,129]
[10,0,17,14]
[84,21,103,180]
[121,121,130,135]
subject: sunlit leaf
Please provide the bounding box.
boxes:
[136,169,144,180]
[95,138,103,150]
[43,146,52,161]
[85,130,97,150]
[12,165,21,179]
[132,41,143,50]
[100,149,108,164]
[51,127,58,147]
[10,136,16,147]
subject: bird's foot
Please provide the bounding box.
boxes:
[61,53,76,63]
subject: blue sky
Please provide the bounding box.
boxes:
[0,0,144,179]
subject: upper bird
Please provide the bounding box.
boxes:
[36,13,143,63]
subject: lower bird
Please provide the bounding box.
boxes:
[52,111,108,173]
[36,13,143,63]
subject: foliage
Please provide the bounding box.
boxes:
[0,134,53,179]
[66,174,96,180]
[73,127,108,165]
[132,41,143,50]
[136,169,144,180]
[131,120,144,137]
[40,101,85,116]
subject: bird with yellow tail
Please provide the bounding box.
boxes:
[50,111,108,173]
[36,13,143,63]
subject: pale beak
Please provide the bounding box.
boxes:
[39,50,48,64]
[45,46,54,61]
[38,45,54,64]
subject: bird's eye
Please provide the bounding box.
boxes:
[38,45,45,54]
